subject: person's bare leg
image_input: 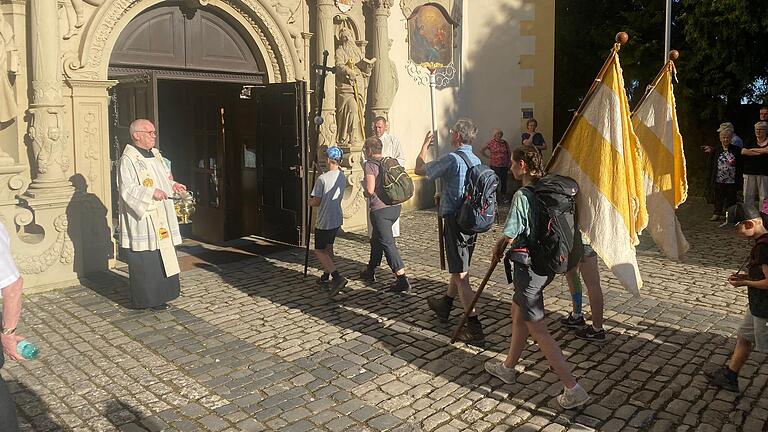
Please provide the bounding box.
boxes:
[453,272,477,316]
[564,267,583,316]
[503,303,531,368]
[728,335,753,373]
[313,249,335,274]
[580,255,604,329]
[526,320,577,388]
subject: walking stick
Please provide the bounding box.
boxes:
[304,50,335,278]
[450,256,501,344]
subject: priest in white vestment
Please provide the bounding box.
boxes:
[118,119,186,311]
[367,116,405,238]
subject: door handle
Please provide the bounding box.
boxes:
[289,165,304,177]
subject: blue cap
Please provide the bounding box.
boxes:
[326,146,343,162]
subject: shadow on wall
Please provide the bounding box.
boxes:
[68,174,114,277]
[438,1,527,156]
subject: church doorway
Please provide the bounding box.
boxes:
[106,4,307,246]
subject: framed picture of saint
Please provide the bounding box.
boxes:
[407,3,457,70]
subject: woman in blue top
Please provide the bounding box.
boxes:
[484,146,589,409]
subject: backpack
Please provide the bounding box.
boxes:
[521,174,583,276]
[454,151,499,234]
[374,157,414,205]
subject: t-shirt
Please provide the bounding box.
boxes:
[747,235,768,319]
[742,139,768,175]
[311,169,346,230]
[425,145,481,217]
[716,149,737,184]
[522,132,546,149]
[503,188,537,250]
[363,160,392,212]
[0,222,20,290]
[486,138,510,168]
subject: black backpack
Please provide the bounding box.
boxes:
[521,174,583,276]
[374,157,414,205]
[454,151,499,234]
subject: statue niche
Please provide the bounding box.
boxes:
[334,27,375,147]
[0,12,18,124]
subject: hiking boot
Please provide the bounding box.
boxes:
[329,276,348,297]
[389,276,411,293]
[316,276,329,291]
[458,319,486,347]
[484,360,516,384]
[560,313,586,329]
[359,267,376,283]
[707,367,739,392]
[427,296,453,323]
[557,383,590,409]
[575,326,606,343]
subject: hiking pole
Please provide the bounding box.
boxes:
[450,256,500,343]
[304,50,335,278]
[436,195,446,270]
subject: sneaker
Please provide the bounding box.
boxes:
[485,361,516,384]
[560,313,586,329]
[710,214,720,221]
[707,367,739,392]
[575,326,606,343]
[458,319,486,347]
[359,267,376,283]
[557,383,590,409]
[389,277,411,293]
[329,276,348,297]
[427,296,453,323]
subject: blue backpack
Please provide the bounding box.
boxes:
[454,151,499,234]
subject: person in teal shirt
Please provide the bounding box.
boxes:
[484,146,590,410]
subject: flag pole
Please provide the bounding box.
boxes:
[631,50,679,115]
[547,32,629,171]
[664,0,672,65]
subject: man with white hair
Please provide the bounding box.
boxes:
[118,119,187,311]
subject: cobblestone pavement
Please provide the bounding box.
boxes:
[2,198,767,432]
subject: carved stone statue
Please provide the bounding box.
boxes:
[334,27,375,146]
[63,0,104,40]
[0,13,18,124]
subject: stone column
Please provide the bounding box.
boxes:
[25,0,73,200]
[316,0,337,149]
[5,0,80,290]
[367,0,397,120]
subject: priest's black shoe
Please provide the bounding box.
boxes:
[149,303,171,311]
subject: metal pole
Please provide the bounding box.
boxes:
[429,72,439,153]
[664,0,672,64]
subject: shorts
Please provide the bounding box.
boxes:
[737,309,768,353]
[314,227,339,250]
[442,215,477,274]
[511,262,554,322]
[582,243,597,259]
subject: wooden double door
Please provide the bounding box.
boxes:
[109,76,308,245]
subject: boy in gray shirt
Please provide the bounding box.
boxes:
[310,147,347,296]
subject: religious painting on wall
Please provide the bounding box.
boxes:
[407,2,456,70]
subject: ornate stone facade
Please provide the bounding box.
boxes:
[0,0,553,290]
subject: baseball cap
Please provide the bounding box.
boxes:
[326,146,343,162]
[716,122,735,133]
[725,203,761,226]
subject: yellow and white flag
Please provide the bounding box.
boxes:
[549,44,647,296]
[631,63,689,261]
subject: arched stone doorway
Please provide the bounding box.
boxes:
[104,3,307,245]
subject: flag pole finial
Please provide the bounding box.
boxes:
[616,32,629,45]
[669,50,680,61]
